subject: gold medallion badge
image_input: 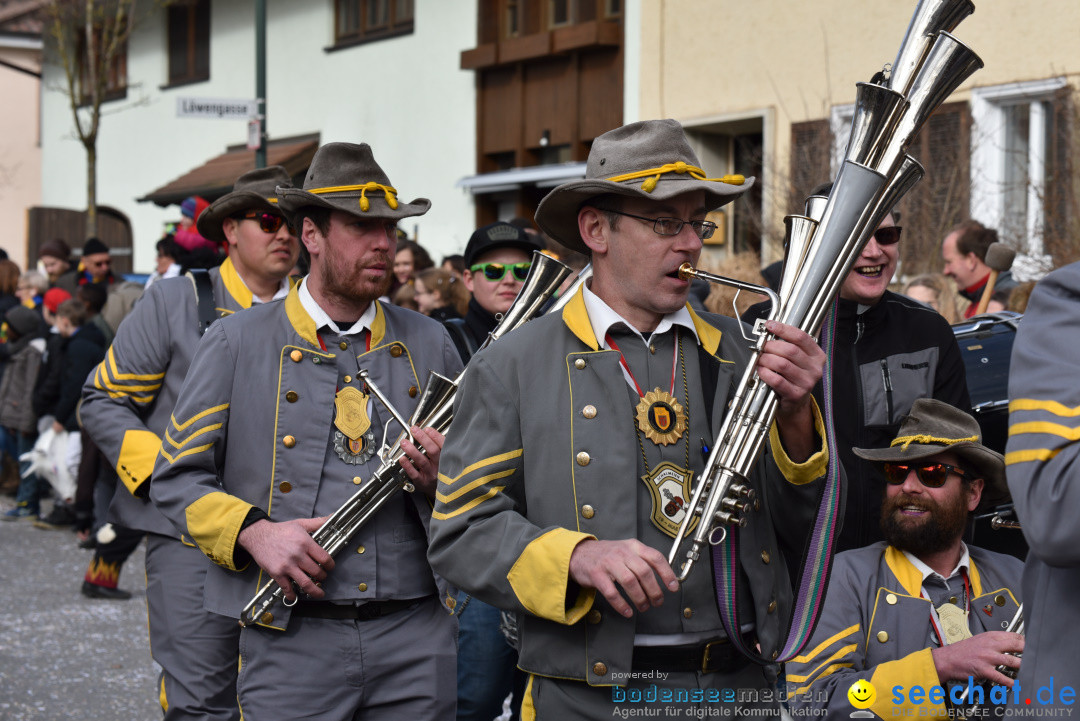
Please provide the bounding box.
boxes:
[937,603,972,645]
[640,462,697,538]
[635,389,687,446]
[333,386,375,464]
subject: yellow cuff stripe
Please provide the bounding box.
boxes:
[1006,448,1062,465]
[791,623,859,663]
[1010,398,1080,416]
[787,643,857,683]
[440,449,523,486]
[507,528,596,624]
[183,491,253,571]
[437,469,515,503]
[116,429,162,495]
[432,486,505,521]
[769,398,828,485]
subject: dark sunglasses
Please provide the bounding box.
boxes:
[882,461,970,488]
[237,211,289,234]
[471,262,531,282]
[873,226,903,246]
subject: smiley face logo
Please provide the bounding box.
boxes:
[847,679,876,709]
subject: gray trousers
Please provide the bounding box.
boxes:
[523,661,779,721]
[146,534,241,721]
[237,596,457,721]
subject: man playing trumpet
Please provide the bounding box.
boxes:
[787,399,1023,719]
[429,119,830,718]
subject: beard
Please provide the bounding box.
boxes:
[880,489,970,556]
[319,253,393,306]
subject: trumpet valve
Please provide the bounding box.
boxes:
[715,510,747,528]
[729,484,755,501]
[720,497,749,514]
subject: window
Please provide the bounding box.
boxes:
[334,0,414,46]
[77,26,127,104]
[549,0,573,27]
[971,78,1068,276]
[167,0,210,86]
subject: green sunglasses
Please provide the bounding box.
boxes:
[470,261,531,282]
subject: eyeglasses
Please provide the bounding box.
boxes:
[873,226,903,246]
[237,211,289,234]
[470,262,531,282]
[882,461,971,488]
[597,208,718,240]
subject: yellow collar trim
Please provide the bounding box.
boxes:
[606,161,745,193]
[884,544,984,597]
[307,182,398,212]
[369,301,386,348]
[218,256,253,309]
[891,433,978,450]
[688,306,722,357]
[284,285,318,347]
[562,285,600,351]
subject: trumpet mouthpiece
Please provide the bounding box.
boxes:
[678,262,696,281]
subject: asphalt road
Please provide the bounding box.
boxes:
[0,512,161,721]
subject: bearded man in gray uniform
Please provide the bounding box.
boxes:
[81,165,298,720]
[787,399,1022,720]
[1006,261,1080,709]
[151,142,463,721]
[428,119,830,720]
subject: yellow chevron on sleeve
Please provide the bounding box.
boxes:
[164,422,223,451]
[94,364,159,401]
[793,663,854,695]
[432,486,505,520]
[791,623,860,664]
[1009,421,1080,440]
[507,528,596,625]
[787,643,857,683]
[437,469,516,504]
[440,449,523,486]
[170,403,229,433]
[105,346,167,382]
[1010,398,1080,417]
[184,491,254,572]
[1006,448,1062,465]
[160,441,214,465]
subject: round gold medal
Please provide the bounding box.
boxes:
[635,389,687,446]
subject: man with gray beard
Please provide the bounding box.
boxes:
[787,399,1022,719]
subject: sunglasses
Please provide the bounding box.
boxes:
[882,461,971,488]
[873,226,903,246]
[470,262,531,282]
[237,211,289,234]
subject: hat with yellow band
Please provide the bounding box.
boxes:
[197,165,296,243]
[853,397,1009,509]
[276,142,430,223]
[534,119,755,254]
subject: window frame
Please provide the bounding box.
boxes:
[331,0,414,50]
[164,0,211,89]
[76,25,128,106]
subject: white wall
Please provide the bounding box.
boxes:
[41,0,478,272]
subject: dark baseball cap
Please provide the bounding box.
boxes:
[463,222,544,268]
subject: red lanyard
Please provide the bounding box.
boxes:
[604,329,678,398]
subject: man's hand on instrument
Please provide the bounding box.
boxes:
[568,539,680,618]
[755,320,826,462]
[397,426,444,499]
[931,631,1024,687]
[237,517,334,602]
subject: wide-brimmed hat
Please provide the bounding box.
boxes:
[534,119,755,254]
[276,142,430,224]
[197,166,294,243]
[853,398,1009,509]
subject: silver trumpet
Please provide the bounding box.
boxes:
[956,604,1024,710]
[239,251,572,628]
[668,0,983,581]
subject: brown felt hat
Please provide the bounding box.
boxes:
[197,166,294,243]
[534,119,754,254]
[853,398,1009,510]
[276,142,430,223]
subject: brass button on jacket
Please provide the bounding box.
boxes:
[581,505,595,519]
[682,607,693,619]
[760,550,771,564]
[339,341,348,350]
[409,386,418,398]
[574,358,586,370]
[582,405,597,419]
[290,350,303,363]
[877,631,889,643]
[576,451,591,466]
[282,435,296,448]
[886,593,898,605]
[286,391,299,403]
[390,345,403,358]
[358,583,368,592]
[592,662,607,677]
[587,609,602,624]
[279,482,292,493]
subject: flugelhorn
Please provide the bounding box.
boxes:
[239,251,572,628]
[668,0,983,581]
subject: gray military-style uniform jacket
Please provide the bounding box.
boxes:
[428,287,828,686]
[1007,260,1080,706]
[786,542,1022,720]
[81,257,261,537]
[150,286,464,628]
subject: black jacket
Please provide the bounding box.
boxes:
[54,321,107,431]
[444,297,499,364]
[745,290,971,551]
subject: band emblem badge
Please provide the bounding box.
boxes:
[635,389,687,446]
[333,386,375,464]
[640,462,697,538]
